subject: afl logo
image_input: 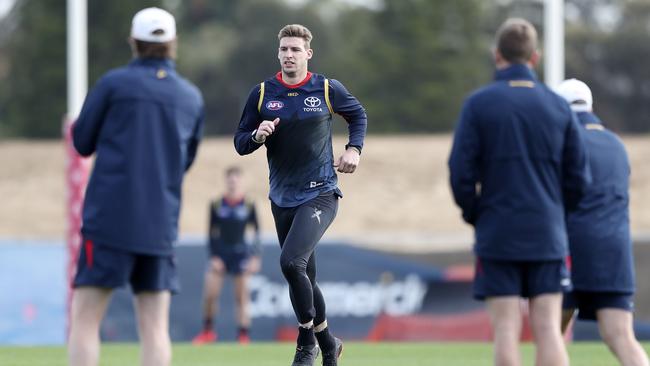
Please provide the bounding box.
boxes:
[266,101,284,111]
[304,96,322,108]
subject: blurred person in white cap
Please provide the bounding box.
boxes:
[557,79,649,366]
[68,7,204,366]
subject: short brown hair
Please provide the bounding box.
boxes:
[278,24,313,49]
[134,39,177,59]
[496,18,538,64]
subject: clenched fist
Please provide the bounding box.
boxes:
[253,118,280,143]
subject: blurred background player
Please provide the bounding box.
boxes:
[68,7,204,366]
[193,166,261,345]
[556,78,650,366]
[448,18,590,366]
[234,24,367,366]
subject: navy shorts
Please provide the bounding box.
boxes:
[563,290,634,320]
[212,249,250,275]
[73,239,179,294]
[473,257,571,300]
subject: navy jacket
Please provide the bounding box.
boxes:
[448,64,591,261]
[73,58,204,256]
[234,72,367,207]
[568,112,634,293]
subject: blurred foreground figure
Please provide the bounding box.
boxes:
[556,78,649,366]
[68,7,204,366]
[448,18,590,366]
[234,24,367,366]
[193,166,261,345]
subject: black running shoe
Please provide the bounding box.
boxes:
[321,337,343,366]
[292,344,320,366]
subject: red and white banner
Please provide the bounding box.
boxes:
[63,118,89,335]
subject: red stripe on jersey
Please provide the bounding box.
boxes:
[85,240,94,268]
[224,194,245,207]
[276,71,312,89]
[565,255,572,271]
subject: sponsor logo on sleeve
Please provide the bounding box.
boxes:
[266,101,284,111]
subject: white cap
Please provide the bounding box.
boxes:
[131,7,176,43]
[555,78,593,112]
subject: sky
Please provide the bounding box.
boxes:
[0,0,13,19]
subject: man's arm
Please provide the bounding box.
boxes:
[234,85,266,156]
[562,112,592,212]
[329,79,367,173]
[448,100,481,225]
[208,201,220,244]
[185,103,205,171]
[248,202,261,255]
[329,79,367,151]
[72,76,111,157]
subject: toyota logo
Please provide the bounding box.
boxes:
[304,96,322,108]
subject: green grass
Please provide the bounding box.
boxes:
[1,342,647,366]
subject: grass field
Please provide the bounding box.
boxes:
[1,342,646,366]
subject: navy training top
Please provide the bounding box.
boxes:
[73,58,204,256]
[448,64,591,261]
[209,197,261,255]
[234,72,367,207]
[567,112,634,293]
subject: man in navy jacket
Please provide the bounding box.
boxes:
[557,78,649,366]
[235,24,366,366]
[68,8,203,366]
[449,18,590,366]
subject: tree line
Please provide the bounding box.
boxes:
[0,0,648,138]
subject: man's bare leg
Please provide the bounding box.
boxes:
[529,293,569,366]
[487,296,522,366]
[68,287,112,366]
[134,291,172,366]
[597,308,649,366]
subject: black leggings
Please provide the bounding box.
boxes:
[271,192,338,325]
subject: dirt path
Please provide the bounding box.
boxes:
[1,135,649,251]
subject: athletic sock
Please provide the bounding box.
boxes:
[297,322,316,347]
[203,318,213,332]
[314,323,336,352]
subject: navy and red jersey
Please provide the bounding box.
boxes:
[234,72,367,207]
[73,58,204,256]
[567,112,634,293]
[448,64,591,261]
[209,197,260,254]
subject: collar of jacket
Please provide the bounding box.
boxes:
[494,63,537,82]
[576,111,602,126]
[129,57,175,69]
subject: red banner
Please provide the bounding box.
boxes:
[63,118,89,336]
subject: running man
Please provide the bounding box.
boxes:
[234,24,367,366]
[193,166,261,345]
[448,18,590,366]
[68,8,204,366]
[556,78,649,366]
